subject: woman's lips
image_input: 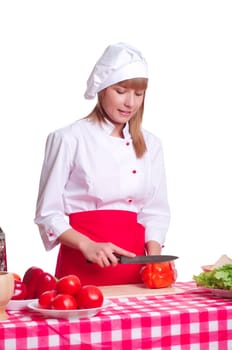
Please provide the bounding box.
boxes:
[118,109,132,117]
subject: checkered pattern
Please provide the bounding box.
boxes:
[1,282,232,350]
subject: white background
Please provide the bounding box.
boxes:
[0,0,231,282]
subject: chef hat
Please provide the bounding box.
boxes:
[84,42,148,100]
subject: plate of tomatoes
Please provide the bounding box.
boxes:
[27,275,111,319]
[7,270,111,317]
[28,298,111,319]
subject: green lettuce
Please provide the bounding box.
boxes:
[193,264,232,290]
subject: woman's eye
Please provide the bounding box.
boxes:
[135,91,144,97]
[115,88,145,96]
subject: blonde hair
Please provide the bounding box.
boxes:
[86,78,148,158]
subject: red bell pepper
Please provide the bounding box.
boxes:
[141,262,177,289]
[35,272,57,298]
[22,266,57,299]
[22,266,44,299]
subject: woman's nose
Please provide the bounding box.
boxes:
[124,92,135,107]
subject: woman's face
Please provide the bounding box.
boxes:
[100,83,146,126]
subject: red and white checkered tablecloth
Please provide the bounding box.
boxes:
[1,282,232,350]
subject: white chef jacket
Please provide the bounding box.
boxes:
[34,117,170,251]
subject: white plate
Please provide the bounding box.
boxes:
[28,299,111,319]
[208,288,232,298]
[195,286,232,299]
[7,299,37,311]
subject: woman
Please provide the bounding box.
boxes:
[34,42,170,286]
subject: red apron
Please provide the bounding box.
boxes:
[55,210,145,286]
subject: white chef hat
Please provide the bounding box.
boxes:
[84,42,148,100]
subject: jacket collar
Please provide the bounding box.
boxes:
[101,117,131,139]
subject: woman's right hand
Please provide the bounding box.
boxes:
[80,239,136,268]
[59,228,136,268]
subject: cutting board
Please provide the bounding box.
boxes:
[99,283,184,298]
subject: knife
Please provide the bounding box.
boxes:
[87,254,178,264]
[114,254,178,264]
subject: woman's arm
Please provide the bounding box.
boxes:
[138,136,170,249]
[58,228,136,267]
[34,130,74,250]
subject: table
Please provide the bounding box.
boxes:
[1,282,232,350]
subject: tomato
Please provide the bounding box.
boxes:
[141,262,177,289]
[51,294,77,310]
[35,272,57,298]
[11,280,28,300]
[56,274,81,296]
[39,290,57,309]
[76,285,104,309]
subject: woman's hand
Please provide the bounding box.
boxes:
[59,228,136,268]
[81,240,136,268]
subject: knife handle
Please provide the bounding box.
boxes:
[113,253,122,263]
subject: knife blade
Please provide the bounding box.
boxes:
[114,254,178,264]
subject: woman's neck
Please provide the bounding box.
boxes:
[110,125,124,138]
